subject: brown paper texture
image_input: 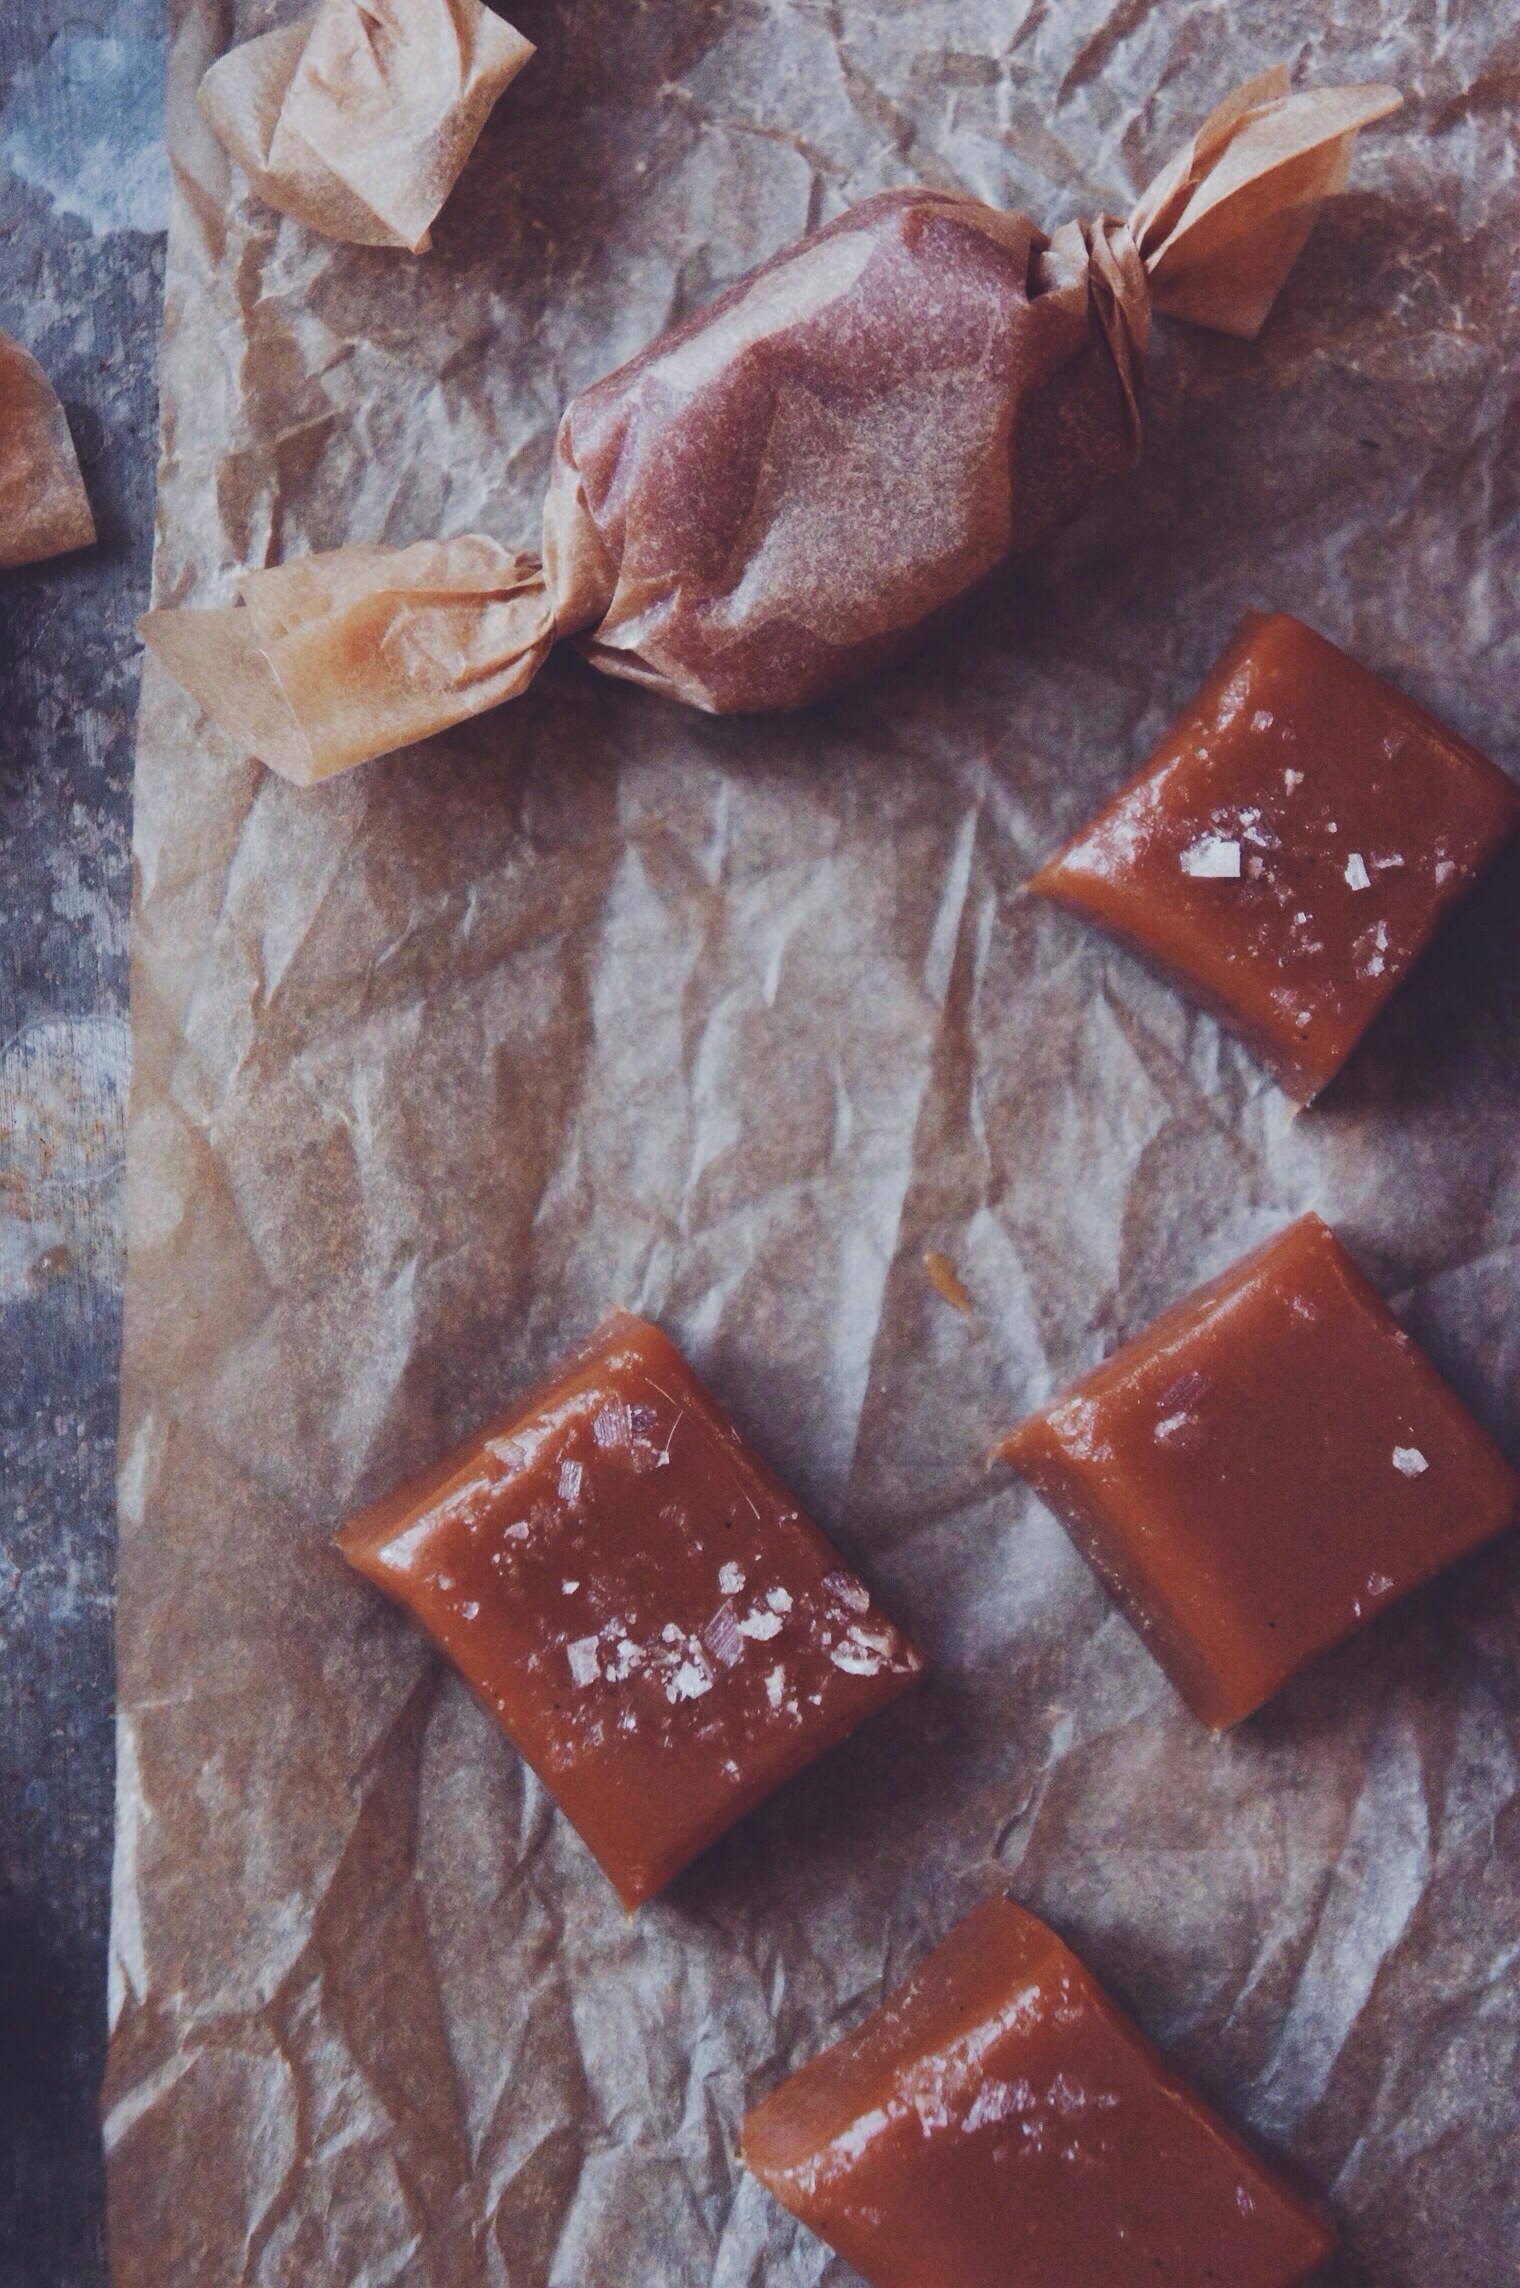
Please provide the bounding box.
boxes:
[197,0,533,251]
[0,325,96,569]
[108,4,1520,2284]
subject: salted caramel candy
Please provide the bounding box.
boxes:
[994,1214,1518,1729]
[337,1311,923,1905]
[1031,612,1518,1101]
[743,1895,1335,2288]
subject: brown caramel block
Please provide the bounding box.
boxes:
[995,1214,1517,1729]
[743,1895,1335,2288]
[337,1312,923,1906]
[1031,613,1518,1102]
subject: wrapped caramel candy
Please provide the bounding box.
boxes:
[145,69,1399,786]
[0,329,96,572]
[198,0,534,253]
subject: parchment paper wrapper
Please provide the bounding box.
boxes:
[0,327,96,570]
[198,0,533,252]
[142,68,1398,780]
[109,4,1520,2284]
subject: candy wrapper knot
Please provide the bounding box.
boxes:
[141,537,552,785]
[0,329,96,571]
[1127,67,1401,338]
[198,0,534,252]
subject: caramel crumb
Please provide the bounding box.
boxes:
[924,1251,973,1316]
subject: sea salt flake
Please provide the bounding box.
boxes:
[593,1398,631,1447]
[1283,768,1303,790]
[1373,852,1405,871]
[1180,835,1241,879]
[1153,1410,1191,1442]
[666,1658,713,1703]
[1250,709,1274,732]
[830,1632,884,1676]
[718,1561,746,1595]
[1434,858,1455,885]
[557,1459,583,1502]
[1344,851,1371,891]
[567,1636,601,1687]
[1392,1445,1429,1477]
[505,1520,530,1540]
[765,1664,786,1708]
[823,1570,870,1613]
[460,1601,479,1621]
[703,1601,744,1668]
[738,1607,783,1641]
[562,1579,579,1594]
[765,1586,793,1613]
[1367,1572,1395,1597]
[964,2080,1022,2132]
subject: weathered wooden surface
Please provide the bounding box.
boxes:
[0,3,164,2278]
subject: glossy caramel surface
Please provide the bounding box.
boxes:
[1032,613,1518,1100]
[743,1896,1335,2288]
[996,1215,1517,1728]
[337,1312,923,1905]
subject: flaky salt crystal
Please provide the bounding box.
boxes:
[1180,836,1241,879]
[666,1658,713,1703]
[593,1398,631,1446]
[703,1601,744,1668]
[1392,1445,1428,1477]
[1344,851,1371,891]
[567,1635,601,1687]
[823,1570,871,1613]
[558,1459,583,1502]
[718,1560,746,1595]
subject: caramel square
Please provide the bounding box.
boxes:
[995,1215,1517,1728]
[1032,613,1517,1100]
[338,1311,923,1905]
[744,1896,1335,2288]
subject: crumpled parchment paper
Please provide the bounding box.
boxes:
[107,3,1520,2284]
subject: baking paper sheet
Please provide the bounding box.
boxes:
[107,3,1520,2282]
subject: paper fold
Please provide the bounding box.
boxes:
[198,0,534,252]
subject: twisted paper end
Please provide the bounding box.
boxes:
[198,0,534,252]
[0,329,96,572]
[1129,69,1402,339]
[140,538,554,785]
